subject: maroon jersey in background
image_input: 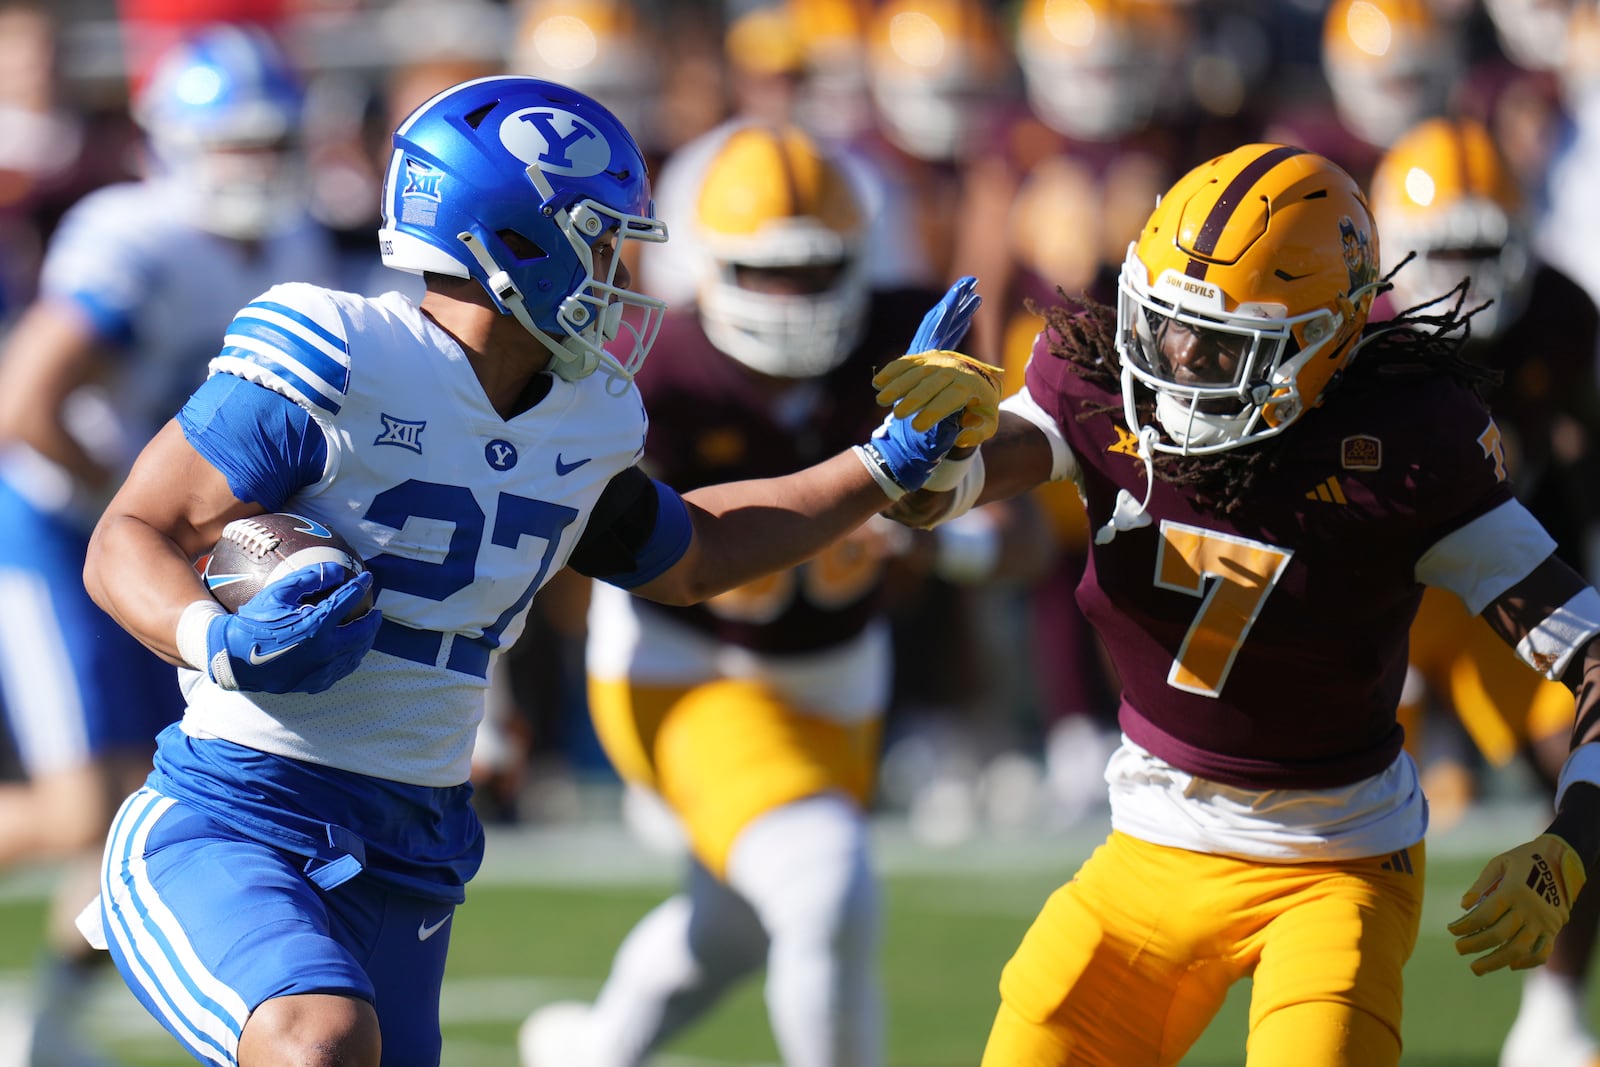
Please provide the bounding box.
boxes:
[631,288,941,655]
[1024,331,1516,790]
[1376,264,1600,570]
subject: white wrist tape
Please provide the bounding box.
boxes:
[940,448,986,522]
[1556,743,1600,811]
[1515,587,1600,680]
[922,452,974,492]
[852,444,905,501]
[176,599,227,680]
[933,508,1000,584]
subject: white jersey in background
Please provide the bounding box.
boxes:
[5,179,338,527]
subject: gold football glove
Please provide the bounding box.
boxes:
[872,350,1003,449]
[1449,832,1587,975]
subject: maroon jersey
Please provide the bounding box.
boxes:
[634,288,941,654]
[1024,335,1517,789]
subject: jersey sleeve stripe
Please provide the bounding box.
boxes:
[211,348,344,416]
[248,300,350,361]
[1415,498,1557,613]
[231,305,348,361]
[227,311,351,391]
[223,320,349,397]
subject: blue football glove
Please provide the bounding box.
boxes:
[875,275,999,450]
[203,564,381,694]
[855,410,962,499]
[909,275,981,354]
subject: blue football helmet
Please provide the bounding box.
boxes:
[133,23,307,240]
[378,76,670,383]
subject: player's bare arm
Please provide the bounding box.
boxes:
[1483,555,1600,846]
[630,453,908,606]
[0,300,115,486]
[1451,552,1600,974]
[84,419,263,665]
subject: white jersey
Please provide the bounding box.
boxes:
[3,179,339,527]
[586,580,891,724]
[180,282,649,786]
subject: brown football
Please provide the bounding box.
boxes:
[200,513,373,621]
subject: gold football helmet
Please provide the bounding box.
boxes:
[509,0,657,139]
[865,0,1006,162]
[1015,0,1187,143]
[1370,117,1529,339]
[694,125,869,378]
[1322,0,1460,148]
[1117,144,1382,454]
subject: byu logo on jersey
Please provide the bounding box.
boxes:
[485,439,519,470]
[499,107,610,177]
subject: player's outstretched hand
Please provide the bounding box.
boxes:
[203,563,381,694]
[1449,833,1587,975]
[873,276,1000,450]
[874,351,1002,449]
[855,410,962,500]
[909,275,982,354]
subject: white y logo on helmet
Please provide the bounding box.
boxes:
[499,107,611,177]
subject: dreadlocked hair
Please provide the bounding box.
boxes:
[1029,262,1499,517]
[1347,257,1501,397]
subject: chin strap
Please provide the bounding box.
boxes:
[457,230,596,381]
[1094,424,1159,545]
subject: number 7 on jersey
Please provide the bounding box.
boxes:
[1155,520,1293,697]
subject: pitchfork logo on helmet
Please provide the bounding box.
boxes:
[378,76,668,384]
[1340,217,1377,292]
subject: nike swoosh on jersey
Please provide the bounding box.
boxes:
[417,914,451,941]
[555,453,591,476]
[247,643,301,666]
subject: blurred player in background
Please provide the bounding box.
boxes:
[1371,115,1600,1067]
[518,123,1041,1067]
[75,76,993,1067]
[887,142,1600,1066]
[858,0,1012,294]
[0,23,337,1066]
[638,0,929,310]
[954,0,1203,823]
[1264,0,1464,188]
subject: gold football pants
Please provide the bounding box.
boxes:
[982,830,1425,1067]
[589,676,880,877]
[1405,586,1573,766]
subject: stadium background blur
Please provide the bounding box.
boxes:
[4,0,1600,1063]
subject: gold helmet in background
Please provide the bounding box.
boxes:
[694,124,870,378]
[1370,117,1530,339]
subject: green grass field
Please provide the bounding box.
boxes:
[0,810,1570,1066]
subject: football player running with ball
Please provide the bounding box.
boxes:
[77,76,997,1067]
[889,143,1600,1067]
[0,25,342,1066]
